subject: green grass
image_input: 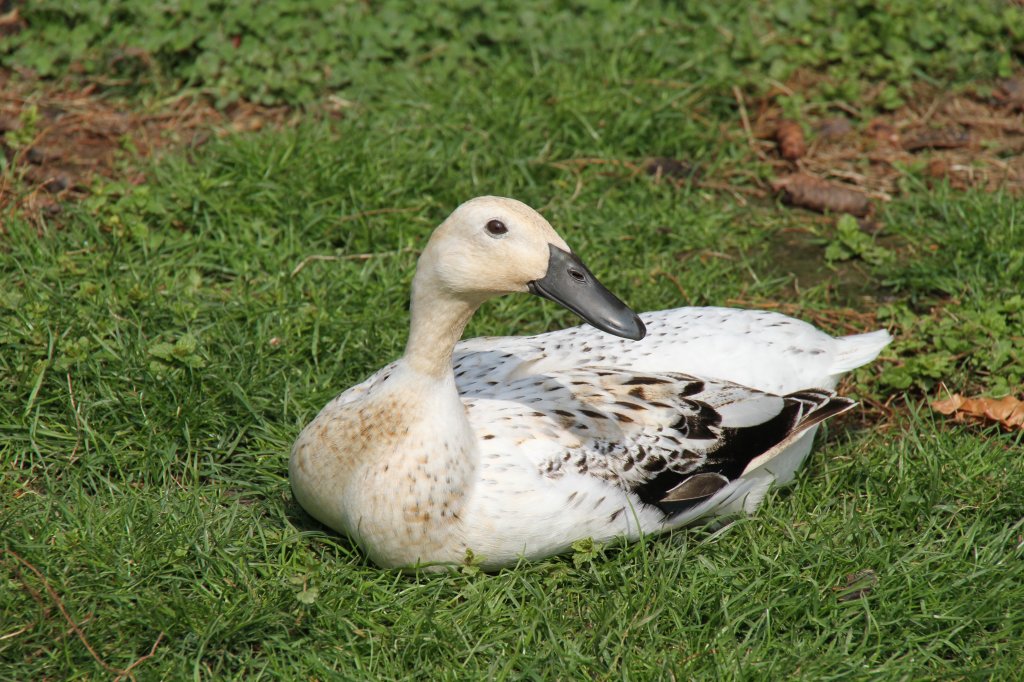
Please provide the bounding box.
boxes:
[3,2,1024,679]
[4,0,1022,107]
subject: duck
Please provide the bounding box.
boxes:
[290,196,891,570]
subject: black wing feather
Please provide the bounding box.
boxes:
[633,390,854,516]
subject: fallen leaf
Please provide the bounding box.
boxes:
[902,127,971,152]
[932,392,1024,430]
[771,173,872,216]
[775,120,806,160]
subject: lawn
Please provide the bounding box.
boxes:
[2,1,1023,679]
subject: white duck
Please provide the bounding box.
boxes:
[290,196,890,570]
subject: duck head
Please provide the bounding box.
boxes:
[417,196,646,341]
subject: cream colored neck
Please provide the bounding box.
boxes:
[401,270,482,378]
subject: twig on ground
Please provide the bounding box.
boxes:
[917,95,945,126]
[548,157,643,174]
[114,633,165,682]
[623,78,695,90]
[548,157,643,203]
[64,614,94,637]
[732,85,764,161]
[569,173,584,202]
[7,558,48,613]
[652,268,688,301]
[2,549,165,680]
[290,246,417,277]
[695,180,763,205]
[0,624,32,641]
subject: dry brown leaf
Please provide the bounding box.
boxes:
[771,173,872,216]
[931,392,1024,430]
[901,127,971,152]
[775,120,806,160]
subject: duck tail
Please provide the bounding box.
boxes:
[829,329,892,375]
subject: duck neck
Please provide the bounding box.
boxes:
[402,271,482,379]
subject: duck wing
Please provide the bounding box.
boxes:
[463,368,854,518]
[453,307,890,395]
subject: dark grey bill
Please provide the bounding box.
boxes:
[527,244,646,341]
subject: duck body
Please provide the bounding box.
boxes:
[290,198,891,569]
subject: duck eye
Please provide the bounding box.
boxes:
[485,219,508,238]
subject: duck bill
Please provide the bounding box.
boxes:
[527,244,646,341]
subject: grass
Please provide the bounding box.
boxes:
[3,1,1024,679]
[5,0,1021,106]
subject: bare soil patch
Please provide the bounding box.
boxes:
[750,79,1024,210]
[3,69,1023,231]
[0,69,296,229]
